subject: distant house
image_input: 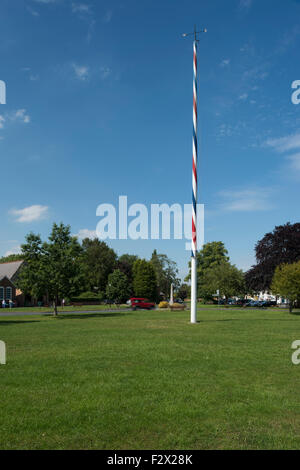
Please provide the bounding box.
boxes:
[0,261,25,306]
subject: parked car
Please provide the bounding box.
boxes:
[244,300,258,307]
[174,298,184,304]
[129,298,156,311]
[245,300,268,309]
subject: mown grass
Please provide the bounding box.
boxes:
[0,308,300,450]
[0,304,129,314]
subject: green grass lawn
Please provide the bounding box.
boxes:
[0,304,129,313]
[1,307,300,450]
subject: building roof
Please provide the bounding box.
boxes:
[0,275,15,286]
[0,261,24,280]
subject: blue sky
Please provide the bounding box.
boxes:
[0,0,300,280]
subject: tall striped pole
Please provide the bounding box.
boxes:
[183,26,207,324]
[191,38,198,324]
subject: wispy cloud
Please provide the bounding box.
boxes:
[33,0,58,3]
[287,153,300,171]
[0,109,31,130]
[265,132,300,175]
[75,229,97,240]
[27,6,40,16]
[220,59,230,67]
[72,63,89,81]
[10,205,49,223]
[219,187,273,212]
[239,0,253,10]
[103,10,113,23]
[10,109,31,124]
[71,3,91,14]
[265,132,300,153]
[22,67,39,81]
[71,2,95,42]
[5,246,21,257]
[100,66,111,79]
[217,120,247,139]
[276,26,300,55]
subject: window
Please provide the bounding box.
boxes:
[6,287,12,300]
[0,287,3,301]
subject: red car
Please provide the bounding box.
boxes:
[130,298,156,311]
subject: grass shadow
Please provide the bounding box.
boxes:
[46,312,130,320]
[0,320,40,325]
[203,317,300,323]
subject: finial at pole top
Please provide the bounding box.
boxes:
[182,27,207,41]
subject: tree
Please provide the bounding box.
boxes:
[0,254,24,264]
[132,259,157,301]
[246,223,300,292]
[201,262,246,300]
[150,250,179,299]
[271,261,300,313]
[106,269,131,304]
[18,233,45,302]
[185,242,230,299]
[81,239,117,293]
[186,241,229,282]
[177,283,190,301]
[117,254,138,294]
[19,224,83,316]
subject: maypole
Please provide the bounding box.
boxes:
[183,26,207,324]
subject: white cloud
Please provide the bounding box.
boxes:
[72,63,89,81]
[5,246,21,257]
[71,2,95,42]
[72,3,91,14]
[239,0,253,9]
[265,133,300,176]
[239,93,248,100]
[219,188,273,212]
[75,229,97,240]
[265,133,300,153]
[103,10,113,23]
[22,67,39,81]
[100,66,111,79]
[220,59,230,67]
[11,205,49,223]
[0,116,5,129]
[287,153,300,171]
[217,121,246,138]
[27,7,40,16]
[33,0,57,3]
[10,109,31,124]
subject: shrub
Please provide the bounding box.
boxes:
[159,301,169,309]
[71,291,104,302]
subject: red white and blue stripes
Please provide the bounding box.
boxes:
[192,40,198,259]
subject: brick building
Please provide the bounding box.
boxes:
[0,261,25,306]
